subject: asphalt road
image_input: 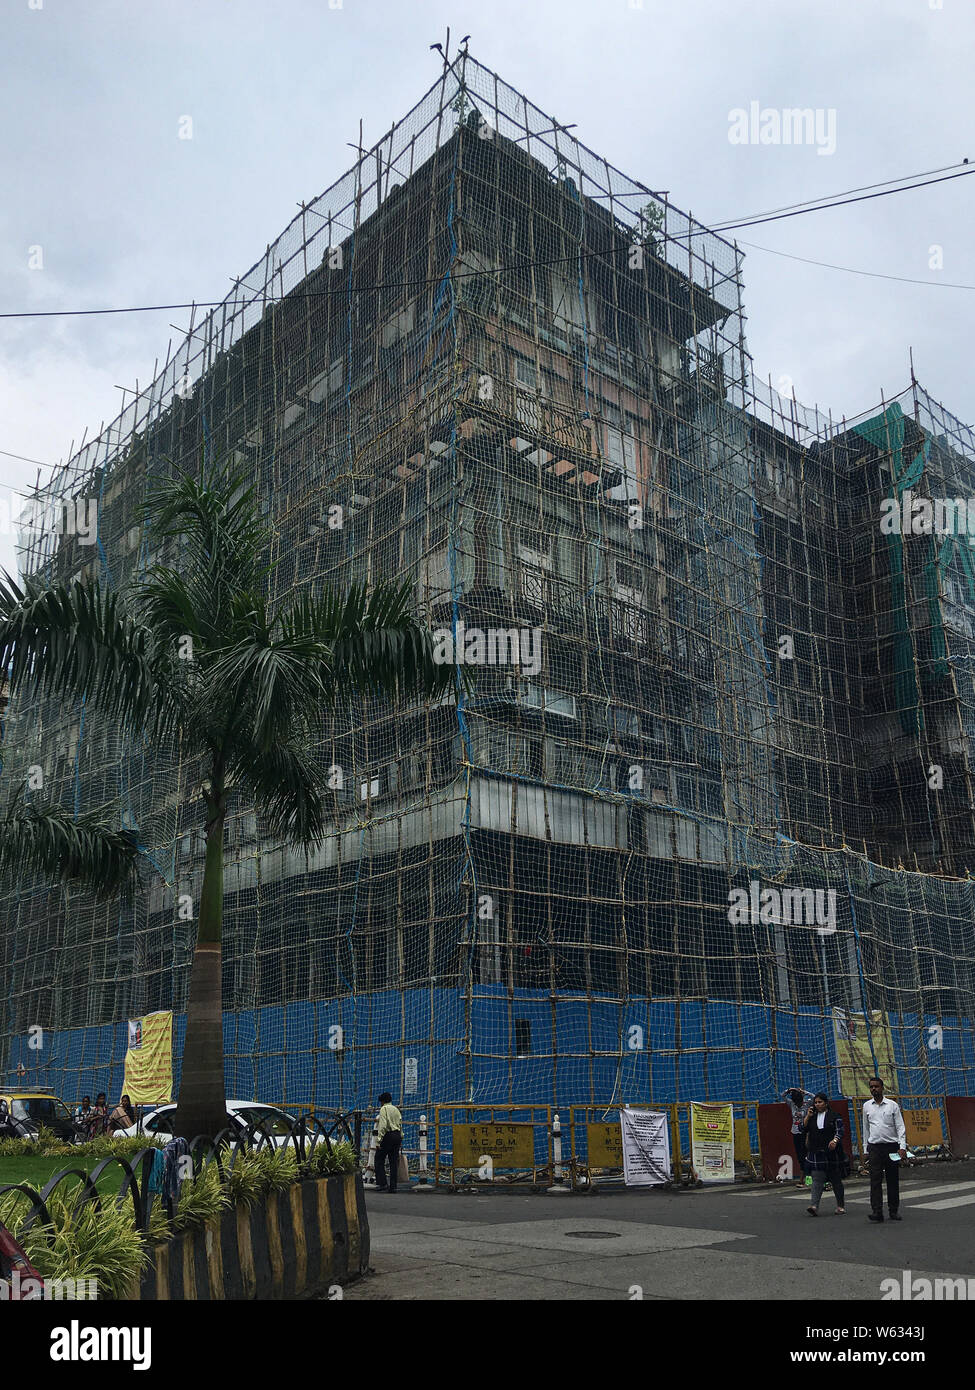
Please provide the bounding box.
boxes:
[342,1161,975,1301]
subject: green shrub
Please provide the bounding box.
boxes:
[222,1148,263,1210]
[174,1159,230,1231]
[34,1124,75,1156]
[143,1199,171,1244]
[0,1136,35,1157]
[0,1124,76,1159]
[4,1190,147,1300]
[0,1127,163,1162]
[252,1144,298,1193]
[115,1188,171,1246]
[1,1126,355,1295]
[304,1139,356,1177]
[87,1132,165,1160]
[0,1187,36,1231]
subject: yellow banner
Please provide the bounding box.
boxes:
[122,1011,173,1105]
[833,1009,899,1097]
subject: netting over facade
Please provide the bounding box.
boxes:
[2,53,974,1108]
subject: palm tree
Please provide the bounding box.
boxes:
[0,792,138,1090]
[0,790,138,898]
[0,462,453,1139]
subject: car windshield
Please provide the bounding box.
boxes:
[146,1111,174,1135]
[14,1098,68,1122]
[235,1107,293,1136]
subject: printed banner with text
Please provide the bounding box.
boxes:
[832,1008,899,1098]
[620,1107,671,1186]
[122,1011,173,1105]
[690,1102,734,1182]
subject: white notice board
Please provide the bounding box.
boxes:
[620,1107,672,1186]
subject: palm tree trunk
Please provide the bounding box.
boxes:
[173,797,227,1140]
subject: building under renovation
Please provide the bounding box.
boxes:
[2,52,975,1110]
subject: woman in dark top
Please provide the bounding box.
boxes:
[803,1092,847,1215]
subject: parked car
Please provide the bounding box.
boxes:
[119,1100,302,1148]
[0,1090,82,1143]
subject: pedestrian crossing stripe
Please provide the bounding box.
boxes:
[780,1180,975,1204]
[911,1193,975,1211]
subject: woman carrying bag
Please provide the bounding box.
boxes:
[803,1092,848,1215]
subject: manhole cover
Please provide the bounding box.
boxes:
[564,1230,622,1239]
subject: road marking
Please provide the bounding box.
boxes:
[727,1185,815,1197]
[783,1180,975,1204]
[910,1193,975,1211]
[714,1178,975,1205]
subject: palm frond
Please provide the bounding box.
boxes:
[0,793,139,900]
[226,742,327,848]
[140,463,270,603]
[293,581,456,705]
[0,571,160,732]
[135,566,206,648]
[206,631,325,752]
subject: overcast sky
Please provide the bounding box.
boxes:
[1,0,973,574]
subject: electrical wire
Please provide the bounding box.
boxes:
[737,237,975,290]
[0,447,58,467]
[0,164,971,320]
[709,167,975,235]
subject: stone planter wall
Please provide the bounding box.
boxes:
[137,1172,369,1300]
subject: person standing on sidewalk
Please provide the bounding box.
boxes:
[375,1091,403,1194]
[802,1093,847,1215]
[782,1087,814,1185]
[862,1076,907,1222]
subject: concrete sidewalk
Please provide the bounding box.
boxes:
[340,1164,975,1301]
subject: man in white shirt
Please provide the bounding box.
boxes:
[374,1091,404,1194]
[862,1076,907,1222]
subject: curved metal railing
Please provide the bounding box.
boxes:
[0,1108,362,1249]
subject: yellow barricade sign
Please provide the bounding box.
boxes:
[586,1122,624,1168]
[452,1122,534,1168]
[734,1118,753,1161]
[903,1108,944,1147]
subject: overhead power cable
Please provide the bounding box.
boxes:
[594,159,969,218]
[0,164,971,321]
[708,166,974,235]
[738,238,975,290]
[0,447,58,467]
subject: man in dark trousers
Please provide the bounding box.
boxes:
[374,1091,404,1194]
[862,1075,907,1222]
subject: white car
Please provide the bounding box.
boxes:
[119,1100,303,1149]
